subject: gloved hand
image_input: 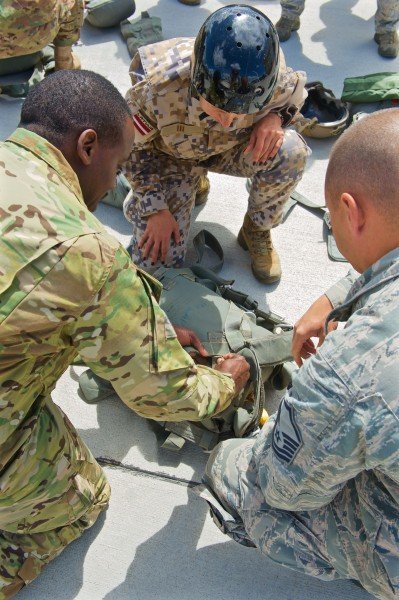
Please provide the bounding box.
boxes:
[54,46,81,70]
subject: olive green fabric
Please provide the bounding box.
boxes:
[120,11,163,58]
[0,46,55,97]
[79,263,295,451]
[0,52,41,76]
[341,72,399,103]
[157,266,294,450]
[85,0,135,28]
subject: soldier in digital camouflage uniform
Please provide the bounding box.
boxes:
[199,109,399,599]
[123,5,309,284]
[276,0,399,58]
[0,70,249,598]
[0,0,83,75]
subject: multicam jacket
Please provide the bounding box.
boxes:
[0,129,235,529]
[0,0,84,58]
[124,38,307,216]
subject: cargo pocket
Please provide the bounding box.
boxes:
[148,307,194,374]
[137,270,194,375]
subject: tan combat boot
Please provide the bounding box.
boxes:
[195,174,210,206]
[237,214,281,283]
[275,15,300,42]
[374,31,399,58]
[54,46,81,70]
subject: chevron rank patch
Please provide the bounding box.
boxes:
[272,399,303,464]
[132,110,156,141]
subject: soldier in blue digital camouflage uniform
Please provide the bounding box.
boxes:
[199,108,399,600]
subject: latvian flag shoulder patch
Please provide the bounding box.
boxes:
[133,111,156,140]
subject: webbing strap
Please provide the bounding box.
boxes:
[224,303,251,352]
[162,421,219,451]
[234,346,265,437]
[282,191,347,262]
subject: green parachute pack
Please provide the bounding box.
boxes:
[78,231,295,452]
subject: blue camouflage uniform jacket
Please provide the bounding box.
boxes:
[254,247,399,591]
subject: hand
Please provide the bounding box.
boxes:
[173,325,208,357]
[138,209,181,264]
[214,353,250,395]
[243,113,284,163]
[292,294,337,367]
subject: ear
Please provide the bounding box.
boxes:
[76,129,98,166]
[341,192,365,235]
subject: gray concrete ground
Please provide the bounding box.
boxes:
[1,0,396,597]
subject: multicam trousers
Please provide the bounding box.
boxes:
[124,130,308,269]
[280,0,399,33]
[200,437,396,600]
[0,405,110,599]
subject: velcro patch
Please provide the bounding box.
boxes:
[272,399,303,464]
[133,111,156,139]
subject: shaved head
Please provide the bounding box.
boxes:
[326,108,399,224]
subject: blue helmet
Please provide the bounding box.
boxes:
[192,5,280,114]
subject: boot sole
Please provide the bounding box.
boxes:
[237,229,281,284]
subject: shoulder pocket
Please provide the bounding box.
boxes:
[137,270,194,374]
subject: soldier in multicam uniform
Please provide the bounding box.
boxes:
[0,0,83,75]
[0,70,250,598]
[199,109,399,599]
[123,5,309,284]
[276,0,399,58]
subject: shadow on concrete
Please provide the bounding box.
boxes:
[102,485,370,600]
[18,512,107,600]
[282,0,383,90]
[153,0,211,38]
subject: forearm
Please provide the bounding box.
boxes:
[324,270,358,308]
[112,363,236,422]
[73,244,236,422]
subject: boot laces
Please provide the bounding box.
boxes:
[251,229,273,253]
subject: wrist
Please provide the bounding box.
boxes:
[271,112,284,127]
